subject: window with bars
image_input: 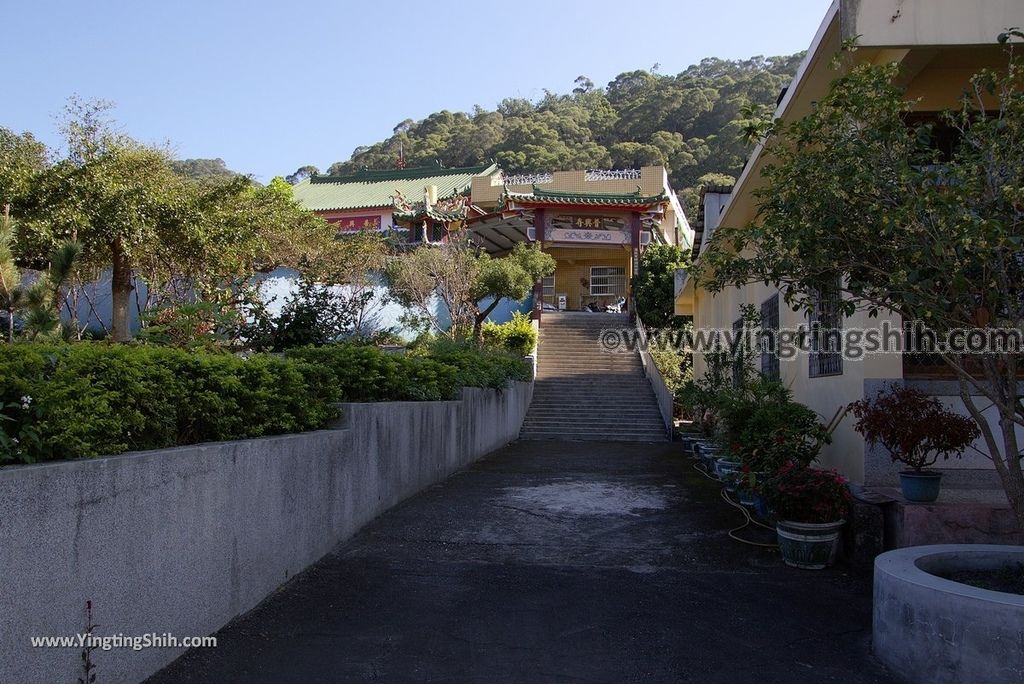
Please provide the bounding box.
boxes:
[589,266,626,296]
[760,294,780,381]
[808,278,843,378]
[542,275,555,305]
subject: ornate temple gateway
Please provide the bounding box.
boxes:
[467,167,691,316]
[292,164,691,316]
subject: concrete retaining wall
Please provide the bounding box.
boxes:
[0,382,531,684]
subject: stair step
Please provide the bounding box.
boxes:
[525,316,665,440]
[519,431,667,443]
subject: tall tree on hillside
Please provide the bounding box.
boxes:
[285,165,320,184]
[322,53,803,210]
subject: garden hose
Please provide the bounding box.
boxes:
[691,460,778,548]
[720,488,778,549]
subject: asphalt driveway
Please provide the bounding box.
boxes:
[149,440,893,683]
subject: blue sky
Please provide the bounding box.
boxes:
[3,0,833,181]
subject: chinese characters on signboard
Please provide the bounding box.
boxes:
[331,215,382,232]
[547,227,630,244]
[567,216,612,229]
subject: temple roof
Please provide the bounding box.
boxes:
[292,163,498,212]
[504,185,669,208]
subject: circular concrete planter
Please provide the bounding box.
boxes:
[873,545,1024,684]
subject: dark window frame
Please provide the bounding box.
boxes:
[760,294,781,381]
[808,279,843,378]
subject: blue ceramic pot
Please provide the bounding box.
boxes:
[899,471,943,503]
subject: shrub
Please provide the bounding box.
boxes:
[0,338,532,464]
[763,463,852,524]
[650,346,691,395]
[0,343,339,464]
[481,311,537,356]
[288,343,458,402]
[418,338,532,390]
[850,384,980,471]
[712,379,795,455]
[630,244,690,328]
[738,400,830,472]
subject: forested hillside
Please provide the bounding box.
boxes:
[317,54,803,209]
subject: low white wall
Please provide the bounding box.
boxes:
[0,382,531,684]
[640,349,675,438]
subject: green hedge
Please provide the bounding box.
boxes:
[421,341,532,390]
[0,344,338,463]
[287,345,459,402]
[0,341,530,464]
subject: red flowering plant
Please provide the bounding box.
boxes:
[850,384,980,472]
[762,462,852,524]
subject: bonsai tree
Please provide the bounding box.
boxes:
[850,384,980,472]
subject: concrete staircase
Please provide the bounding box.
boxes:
[520,312,668,442]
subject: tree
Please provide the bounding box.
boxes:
[470,242,554,341]
[693,43,1024,525]
[1,204,80,341]
[0,129,47,207]
[21,135,184,342]
[388,239,554,341]
[322,52,802,200]
[386,239,478,338]
[631,244,690,328]
[15,99,332,341]
[170,158,241,182]
[285,165,319,185]
[0,206,21,340]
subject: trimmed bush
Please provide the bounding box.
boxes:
[0,344,340,464]
[481,311,537,356]
[417,339,532,390]
[0,340,531,464]
[287,344,458,402]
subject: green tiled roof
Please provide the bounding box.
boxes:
[506,185,669,207]
[293,163,497,212]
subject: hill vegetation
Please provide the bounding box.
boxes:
[315,54,803,209]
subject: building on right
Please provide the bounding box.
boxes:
[675,0,1024,493]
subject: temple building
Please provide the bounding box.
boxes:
[291,163,691,317]
[467,167,691,315]
[290,163,498,239]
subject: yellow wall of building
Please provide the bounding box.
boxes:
[544,246,631,311]
[688,4,1022,483]
[691,276,910,483]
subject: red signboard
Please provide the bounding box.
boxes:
[331,215,382,232]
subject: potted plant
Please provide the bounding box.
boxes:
[763,463,852,569]
[850,384,980,503]
[729,394,840,509]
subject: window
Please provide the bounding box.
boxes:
[542,275,555,305]
[760,294,780,381]
[590,266,626,296]
[808,278,843,378]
